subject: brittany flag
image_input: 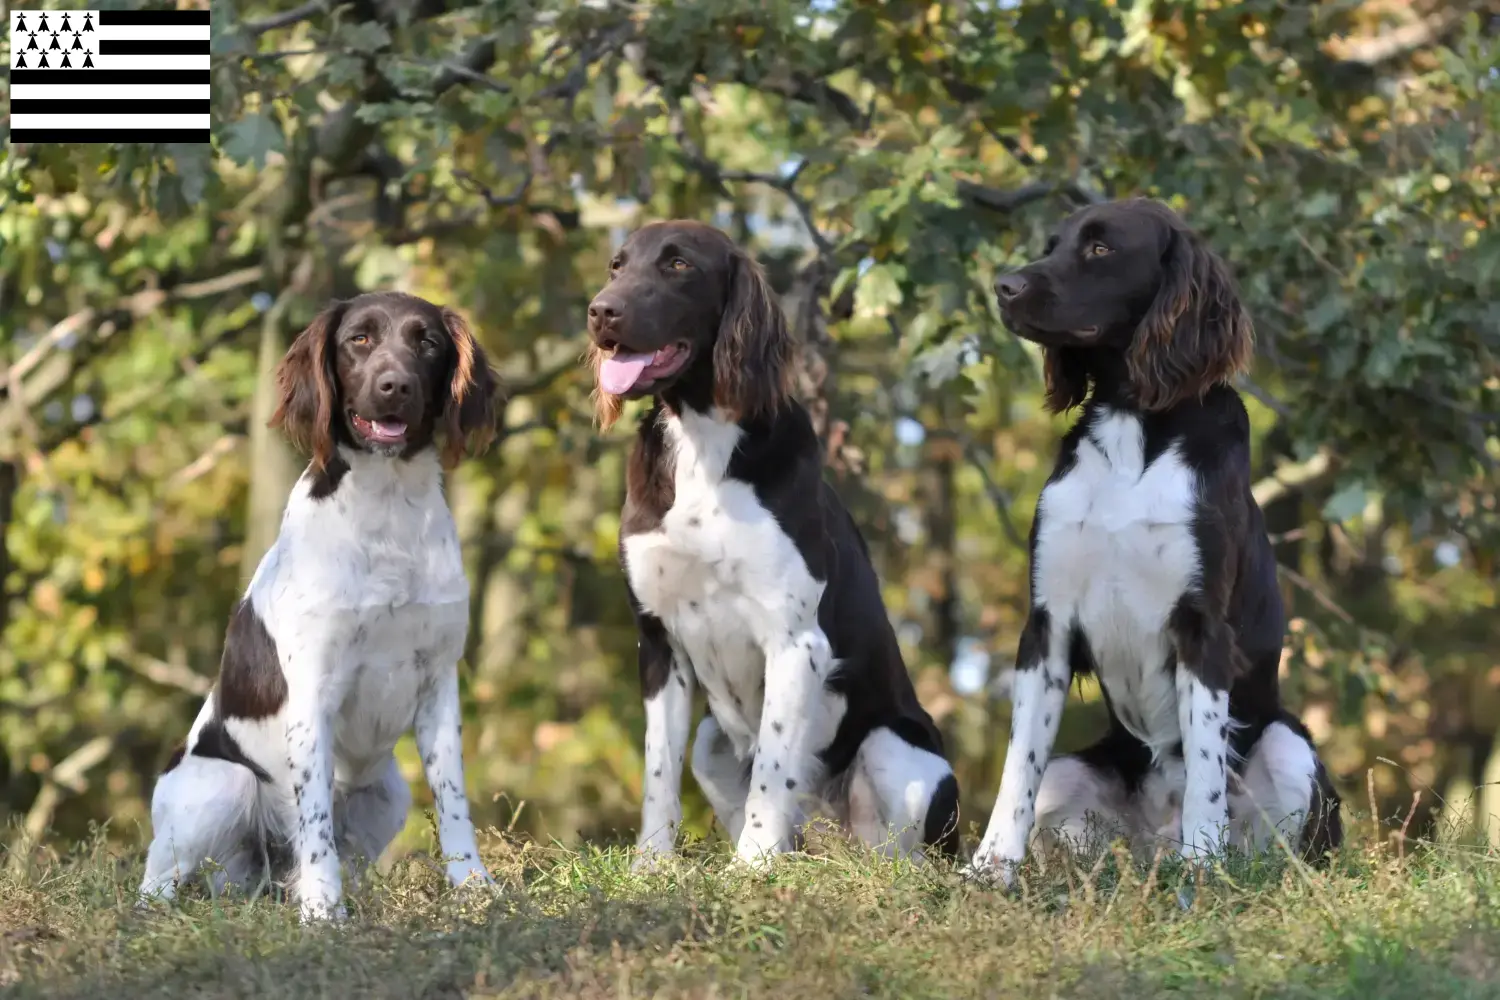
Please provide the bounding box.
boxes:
[8,8,210,144]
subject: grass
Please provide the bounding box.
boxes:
[1,821,1498,999]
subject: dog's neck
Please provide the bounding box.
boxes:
[302,443,445,503]
[1052,344,1142,413]
[338,443,443,489]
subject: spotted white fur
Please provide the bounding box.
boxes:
[139,447,493,921]
[625,407,840,865]
[1025,720,1322,860]
[971,409,1269,879]
[624,407,950,867]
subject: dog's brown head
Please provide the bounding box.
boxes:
[270,291,499,470]
[994,198,1253,413]
[585,220,794,428]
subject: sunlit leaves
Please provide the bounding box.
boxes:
[219,112,287,169]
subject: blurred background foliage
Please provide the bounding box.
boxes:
[0,0,1496,861]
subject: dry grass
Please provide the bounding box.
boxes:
[1,819,1497,999]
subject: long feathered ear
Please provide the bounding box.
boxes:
[439,307,500,467]
[588,341,625,431]
[713,250,795,421]
[270,302,345,472]
[1042,347,1091,414]
[1127,226,1254,412]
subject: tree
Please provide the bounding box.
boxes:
[1,0,1495,850]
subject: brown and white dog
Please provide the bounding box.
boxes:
[965,199,1341,884]
[139,291,500,921]
[588,220,961,868]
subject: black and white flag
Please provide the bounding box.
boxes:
[9,8,210,144]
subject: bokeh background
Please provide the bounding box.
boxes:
[0,0,1496,863]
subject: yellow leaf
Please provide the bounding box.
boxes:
[83,565,106,593]
[33,581,63,618]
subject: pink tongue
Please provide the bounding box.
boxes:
[371,418,406,440]
[599,352,653,395]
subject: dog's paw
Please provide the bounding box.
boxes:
[630,847,675,875]
[445,859,496,889]
[959,854,1019,891]
[732,826,793,872]
[298,898,348,925]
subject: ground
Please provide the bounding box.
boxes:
[1,821,1497,999]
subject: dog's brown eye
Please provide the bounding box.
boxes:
[1086,242,1112,258]
[609,258,622,273]
[670,257,690,271]
[350,334,369,346]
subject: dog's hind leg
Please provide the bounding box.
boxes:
[337,755,412,892]
[1031,753,1135,858]
[139,753,262,902]
[846,726,960,863]
[1227,719,1342,861]
[690,713,751,844]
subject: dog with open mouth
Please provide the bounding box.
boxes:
[589,219,961,870]
[138,291,501,921]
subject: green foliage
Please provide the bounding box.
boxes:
[0,0,1495,859]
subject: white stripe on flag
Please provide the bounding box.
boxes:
[89,23,210,42]
[76,54,209,71]
[9,84,211,101]
[10,113,209,131]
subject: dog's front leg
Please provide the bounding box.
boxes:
[414,666,493,889]
[286,700,342,922]
[1172,606,1233,861]
[966,607,1069,886]
[736,627,834,868]
[633,614,695,871]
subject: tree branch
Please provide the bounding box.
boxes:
[13,734,117,854]
[962,439,1027,549]
[454,168,533,207]
[1326,8,1469,67]
[1251,447,1337,507]
[117,648,215,697]
[955,179,1058,215]
[668,106,834,258]
[0,265,266,448]
[241,0,327,38]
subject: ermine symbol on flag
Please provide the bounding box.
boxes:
[8,8,211,144]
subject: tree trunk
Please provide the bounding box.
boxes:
[0,460,16,828]
[241,301,302,585]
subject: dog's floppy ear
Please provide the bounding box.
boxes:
[270,301,346,471]
[712,249,795,422]
[1127,226,1253,412]
[439,307,500,467]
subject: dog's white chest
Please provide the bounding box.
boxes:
[331,600,468,781]
[261,450,469,613]
[623,411,823,756]
[1032,411,1200,756]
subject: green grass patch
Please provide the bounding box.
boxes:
[1,827,1497,998]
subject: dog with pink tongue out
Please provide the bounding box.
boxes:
[585,219,962,873]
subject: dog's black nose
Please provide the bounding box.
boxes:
[995,274,1029,302]
[376,371,417,400]
[588,295,621,325]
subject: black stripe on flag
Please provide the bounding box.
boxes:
[10,129,210,143]
[8,70,211,84]
[98,39,211,55]
[10,99,209,115]
[97,11,211,25]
